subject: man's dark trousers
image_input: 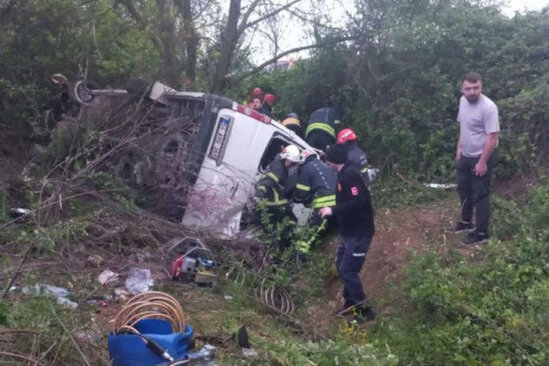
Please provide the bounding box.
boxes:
[336,235,372,306]
[457,151,498,234]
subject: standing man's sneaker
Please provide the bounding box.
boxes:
[461,231,488,245]
[454,221,475,234]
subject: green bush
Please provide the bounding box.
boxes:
[490,196,524,240]
[371,183,549,365]
[258,336,398,366]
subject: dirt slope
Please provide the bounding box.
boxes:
[304,197,460,334]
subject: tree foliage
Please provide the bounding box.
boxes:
[1,0,548,176]
[240,0,548,180]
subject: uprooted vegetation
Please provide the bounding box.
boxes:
[1,106,548,364]
[0,101,380,364]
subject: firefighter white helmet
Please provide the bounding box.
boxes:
[281,145,301,163]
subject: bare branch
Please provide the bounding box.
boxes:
[242,0,302,34]
[237,0,263,36]
[286,7,345,32]
[0,352,45,366]
[232,35,356,83]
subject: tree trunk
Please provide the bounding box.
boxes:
[180,0,198,91]
[210,0,241,94]
[156,0,181,87]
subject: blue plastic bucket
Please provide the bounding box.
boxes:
[108,319,193,366]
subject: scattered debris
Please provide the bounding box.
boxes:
[242,347,258,358]
[424,183,457,189]
[21,284,78,309]
[22,284,70,297]
[74,331,101,343]
[98,269,119,285]
[187,344,216,365]
[87,255,104,267]
[125,268,154,294]
[8,207,32,218]
[56,296,79,309]
[114,288,131,302]
[223,294,233,300]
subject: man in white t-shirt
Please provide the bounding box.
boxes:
[454,72,499,245]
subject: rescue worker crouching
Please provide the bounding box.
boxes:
[254,145,301,247]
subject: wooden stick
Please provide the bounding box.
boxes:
[35,341,57,366]
[0,351,45,365]
[1,243,34,300]
[48,301,91,366]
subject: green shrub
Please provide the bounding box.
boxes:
[371,183,549,365]
[490,196,524,240]
[258,336,398,366]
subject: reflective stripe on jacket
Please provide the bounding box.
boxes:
[256,157,288,206]
[305,122,336,138]
[294,156,337,207]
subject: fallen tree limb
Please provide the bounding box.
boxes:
[0,351,45,365]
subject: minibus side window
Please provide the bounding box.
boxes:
[259,136,289,172]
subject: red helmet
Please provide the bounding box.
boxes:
[337,128,357,144]
[264,93,276,105]
[252,87,263,97]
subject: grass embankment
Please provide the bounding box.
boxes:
[1,173,547,365]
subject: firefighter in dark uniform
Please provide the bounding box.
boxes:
[319,143,376,323]
[305,107,337,152]
[337,128,370,184]
[293,149,337,254]
[255,144,301,222]
[294,149,337,224]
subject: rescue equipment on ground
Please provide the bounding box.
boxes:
[255,279,295,316]
[108,291,194,366]
[165,237,217,287]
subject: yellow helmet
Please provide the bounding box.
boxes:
[282,117,301,128]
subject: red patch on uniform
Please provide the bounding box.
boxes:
[351,187,359,196]
[337,183,342,192]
